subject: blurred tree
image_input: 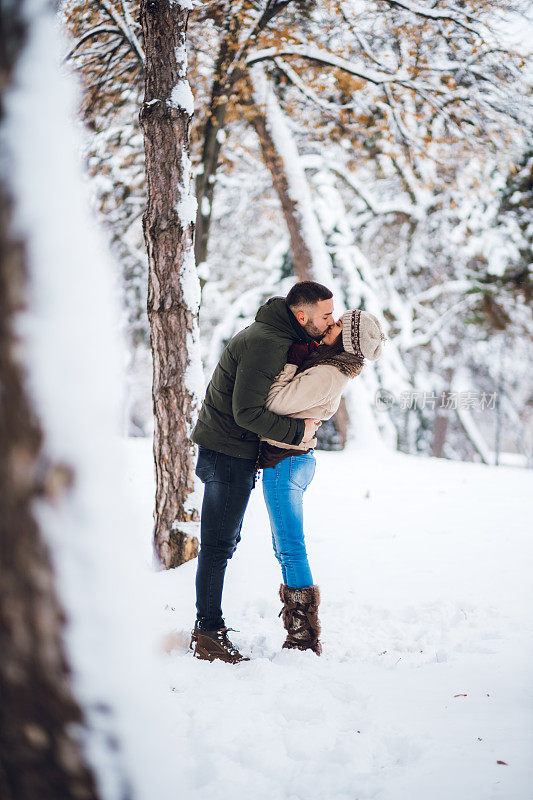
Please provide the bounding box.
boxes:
[0,2,99,797]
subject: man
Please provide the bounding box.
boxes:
[190,280,335,663]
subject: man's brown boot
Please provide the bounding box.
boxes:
[279,584,322,655]
[190,623,250,664]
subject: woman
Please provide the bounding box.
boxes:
[259,309,386,655]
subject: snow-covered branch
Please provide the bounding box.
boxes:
[247,44,500,120]
[352,27,397,72]
[338,0,399,72]
[62,25,122,63]
[301,155,420,220]
[377,0,484,36]
[98,0,145,66]
[382,85,415,148]
[247,46,430,87]
[119,0,144,57]
[273,57,360,114]
[418,61,517,94]
[402,294,480,351]
[410,281,477,307]
[228,0,289,79]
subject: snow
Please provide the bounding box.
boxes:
[125,438,533,800]
[169,79,195,116]
[175,198,203,443]
[175,42,188,78]
[179,243,201,316]
[169,37,194,115]
[169,0,195,8]
[175,149,198,226]
[184,324,204,437]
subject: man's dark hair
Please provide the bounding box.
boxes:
[286,281,333,309]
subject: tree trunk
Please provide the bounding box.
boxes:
[431,392,453,458]
[0,5,98,798]
[194,1,255,271]
[245,64,335,285]
[431,367,454,458]
[139,0,202,568]
[194,2,291,272]
[246,97,313,280]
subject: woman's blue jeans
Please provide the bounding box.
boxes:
[262,451,316,588]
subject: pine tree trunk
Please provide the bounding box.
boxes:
[0,5,98,798]
[140,0,201,568]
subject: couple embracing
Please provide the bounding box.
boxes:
[190,281,385,663]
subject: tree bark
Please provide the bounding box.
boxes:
[140,0,202,568]
[245,65,335,284]
[0,5,99,798]
[245,94,314,280]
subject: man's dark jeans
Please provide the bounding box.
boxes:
[195,446,257,630]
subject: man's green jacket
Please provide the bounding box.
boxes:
[192,297,316,459]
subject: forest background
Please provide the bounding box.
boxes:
[61,0,533,471]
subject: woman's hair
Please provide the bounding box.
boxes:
[295,335,364,375]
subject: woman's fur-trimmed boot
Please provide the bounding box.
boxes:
[279,584,322,655]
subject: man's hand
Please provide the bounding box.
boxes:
[301,418,322,444]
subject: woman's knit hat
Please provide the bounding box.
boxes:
[341,309,386,361]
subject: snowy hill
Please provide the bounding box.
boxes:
[124,440,533,800]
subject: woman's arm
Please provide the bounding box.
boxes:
[266,364,339,416]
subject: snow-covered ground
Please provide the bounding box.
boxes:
[125,440,533,800]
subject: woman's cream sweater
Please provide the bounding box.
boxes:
[262,363,349,452]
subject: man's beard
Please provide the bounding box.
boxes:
[304,321,329,342]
